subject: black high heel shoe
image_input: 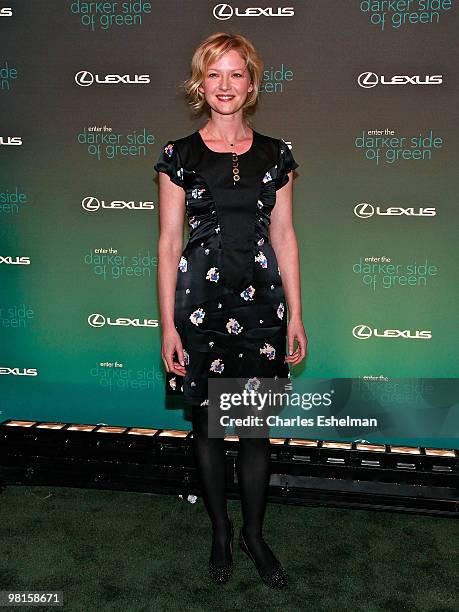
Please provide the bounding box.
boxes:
[239,528,289,589]
[208,520,234,584]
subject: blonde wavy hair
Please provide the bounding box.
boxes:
[182,32,264,118]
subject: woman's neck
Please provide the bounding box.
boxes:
[202,118,252,146]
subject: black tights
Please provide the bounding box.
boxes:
[191,404,280,573]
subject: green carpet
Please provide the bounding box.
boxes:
[0,486,457,611]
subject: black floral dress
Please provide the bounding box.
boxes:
[154,129,299,407]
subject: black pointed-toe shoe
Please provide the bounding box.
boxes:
[239,529,289,589]
[208,520,234,585]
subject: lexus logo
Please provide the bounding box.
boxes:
[0,367,38,376]
[357,72,379,88]
[357,72,443,88]
[0,256,30,265]
[88,314,159,328]
[352,325,432,340]
[82,197,155,212]
[354,203,436,218]
[0,136,22,145]
[75,71,150,86]
[213,3,294,19]
[214,3,233,18]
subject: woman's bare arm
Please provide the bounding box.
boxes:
[269,173,301,320]
[269,173,307,365]
[156,172,187,374]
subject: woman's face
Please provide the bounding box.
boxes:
[198,49,254,117]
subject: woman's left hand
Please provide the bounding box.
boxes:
[285,317,308,365]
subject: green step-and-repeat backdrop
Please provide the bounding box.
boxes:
[1,1,458,448]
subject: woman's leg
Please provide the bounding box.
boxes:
[237,436,281,575]
[191,404,231,566]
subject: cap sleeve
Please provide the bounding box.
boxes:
[275,139,299,190]
[153,140,185,189]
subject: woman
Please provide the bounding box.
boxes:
[154,32,307,589]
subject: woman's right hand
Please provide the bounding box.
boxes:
[161,327,187,376]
